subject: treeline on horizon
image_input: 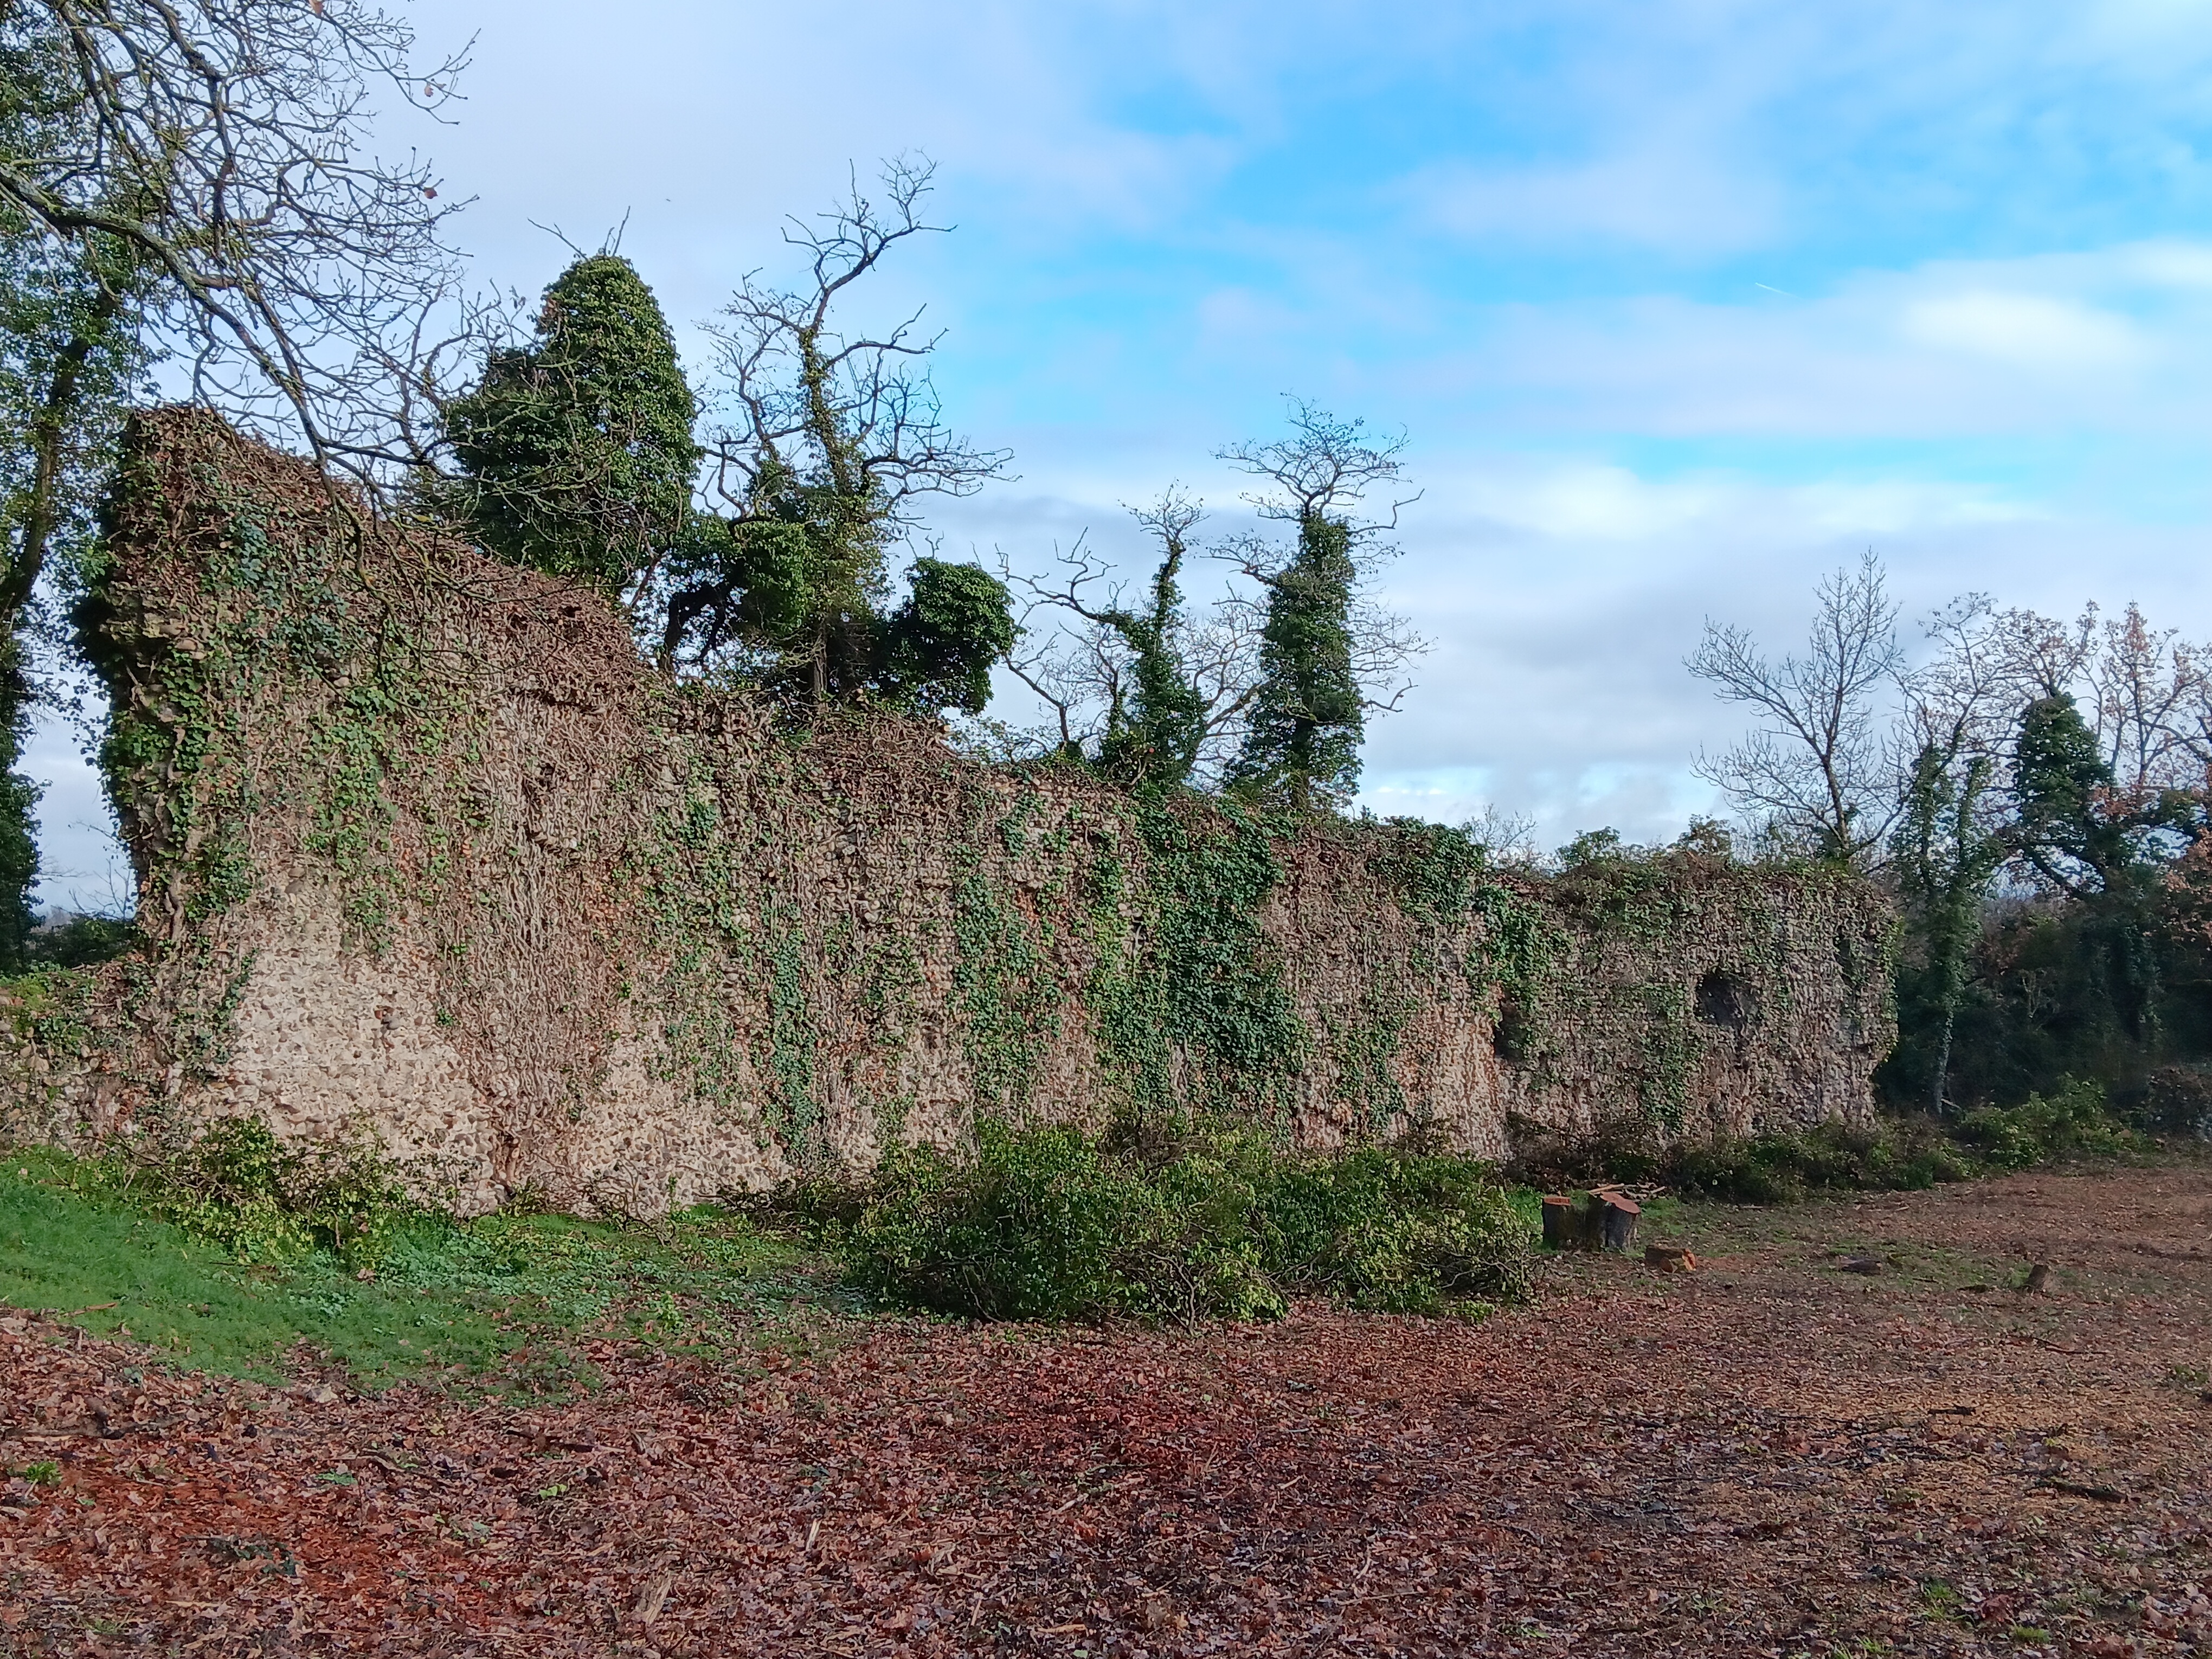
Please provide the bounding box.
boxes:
[1,0,2206,1139]
[1677,556,2212,1129]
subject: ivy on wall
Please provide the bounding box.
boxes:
[11,411,1900,1193]
[1089,799,1307,1132]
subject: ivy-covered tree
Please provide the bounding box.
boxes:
[1006,492,1221,788]
[660,160,1015,712]
[1094,499,1210,787]
[1891,744,2004,1112]
[654,496,812,671]
[0,242,145,968]
[2011,695,2139,895]
[4,0,476,958]
[878,558,1019,715]
[1221,404,1419,813]
[1231,513,1364,810]
[443,254,700,597]
[1,20,160,964]
[2003,692,2199,1052]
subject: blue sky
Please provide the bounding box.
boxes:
[32,0,2212,905]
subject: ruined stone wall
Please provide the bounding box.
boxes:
[0,414,1896,1212]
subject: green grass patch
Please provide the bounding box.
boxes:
[0,1144,838,1391]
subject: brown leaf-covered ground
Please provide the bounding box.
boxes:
[4,1167,2210,1657]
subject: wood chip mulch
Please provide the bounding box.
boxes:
[4,1168,2209,1656]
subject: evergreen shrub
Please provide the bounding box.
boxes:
[842,1120,1531,1322]
[1950,1078,2135,1170]
[1660,1120,1978,1203]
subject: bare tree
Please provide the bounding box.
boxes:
[1688,551,1905,866]
[2086,603,2206,798]
[1004,494,1267,784]
[1901,596,2022,763]
[674,158,1011,694]
[0,1,486,946]
[1464,802,1540,867]
[1218,404,1413,522]
[0,0,481,484]
[1906,596,2211,801]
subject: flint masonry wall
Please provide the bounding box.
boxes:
[0,413,1895,1213]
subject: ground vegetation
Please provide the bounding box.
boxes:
[834,1120,1532,1322]
[3,1162,2207,1656]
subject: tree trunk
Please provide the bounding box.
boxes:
[9,294,118,619]
[1930,1005,1955,1118]
[1597,1192,1642,1252]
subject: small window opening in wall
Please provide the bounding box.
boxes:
[1493,998,1535,1064]
[1694,970,1758,1031]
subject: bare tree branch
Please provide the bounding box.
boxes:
[1217,398,1416,531]
[2,0,485,487]
[1688,551,1905,866]
[699,157,1007,526]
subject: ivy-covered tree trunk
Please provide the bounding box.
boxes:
[1893,745,2003,1115]
[1098,520,1205,790]
[1231,512,1362,812]
[0,669,40,971]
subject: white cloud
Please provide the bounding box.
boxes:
[1347,472,2208,846]
[2118,239,2212,288]
[1410,240,2212,441]
[1900,291,2149,372]
[1412,462,2038,546]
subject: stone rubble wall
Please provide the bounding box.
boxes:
[0,413,1895,1212]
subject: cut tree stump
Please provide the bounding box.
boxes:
[1545,1190,1644,1251]
[1644,1243,1696,1273]
[1597,1192,1642,1252]
[1541,1195,1576,1250]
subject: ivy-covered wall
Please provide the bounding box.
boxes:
[0,413,1896,1212]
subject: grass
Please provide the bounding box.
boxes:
[8,1077,2161,1389]
[0,1145,841,1392]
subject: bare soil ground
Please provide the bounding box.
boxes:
[4,1167,2209,1658]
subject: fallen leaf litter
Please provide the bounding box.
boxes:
[3,1168,2209,1656]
